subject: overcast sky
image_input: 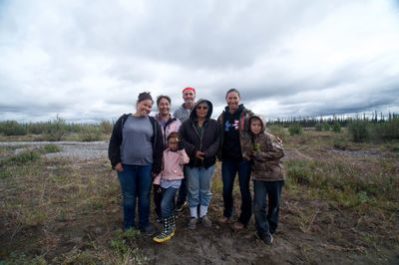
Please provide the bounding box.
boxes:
[1,0,399,122]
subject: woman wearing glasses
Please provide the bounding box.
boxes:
[179,99,220,229]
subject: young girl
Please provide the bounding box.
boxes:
[242,116,285,245]
[153,132,189,243]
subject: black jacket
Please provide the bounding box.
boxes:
[108,114,163,175]
[179,99,221,168]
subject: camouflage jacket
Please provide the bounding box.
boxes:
[242,117,285,182]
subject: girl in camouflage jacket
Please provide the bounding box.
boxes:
[242,116,285,245]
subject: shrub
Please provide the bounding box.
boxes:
[78,126,102,141]
[27,122,48,135]
[315,123,322,131]
[0,120,27,136]
[286,160,314,186]
[1,150,41,166]
[40,144,61,154]
[373,117,399,140]
[348,120,369,142]
[322,123,330,131]
[333,139,348,150]
[100,120,113,134]
[331,122,341,133]
[267,125,287,141]
[288,124,303,136]
[44,116,66,141]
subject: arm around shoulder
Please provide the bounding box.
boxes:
[253,133,285,161]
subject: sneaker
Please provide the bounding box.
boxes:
[233,221,245,231]
[140,223,157,236]
[175,201,187,212]
[218,216,231,224]
[188,217,197,230]
[201,215,212,228]
[260,233,273,245]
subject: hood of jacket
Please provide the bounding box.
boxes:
[248,115,266,135]
[189,99,213,121]
[224,103,244,114]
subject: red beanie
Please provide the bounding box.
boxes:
[182,87,196,94]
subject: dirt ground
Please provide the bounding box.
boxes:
[1,142,399,264]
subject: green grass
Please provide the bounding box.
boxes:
[0,154,141,264]
[286,157,398,208]
[1,128,399,264]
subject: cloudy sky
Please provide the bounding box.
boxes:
[1,0,399,122]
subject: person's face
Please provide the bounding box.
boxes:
[158,98,170,116]
[136,99,153,116]
[168,138,179,151]
[183,90,195,105]
[195,103,209,119]
[250,119,262,135]
[226,91,240,112]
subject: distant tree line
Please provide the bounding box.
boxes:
[268,111,399,142]
[268,111,398,128]
[0,116,113,141]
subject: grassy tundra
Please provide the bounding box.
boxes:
[0,117,398,264]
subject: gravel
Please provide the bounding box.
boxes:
[0,141,108,161]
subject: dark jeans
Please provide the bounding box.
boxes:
[222,159,252,225]
[153,184,162,219]
[161,187,178,218]
[176,167,188,206]
[118,164,152,230]
[253,180,284,236]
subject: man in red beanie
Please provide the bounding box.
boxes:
[173,86,196,212]
[174,87,196,121]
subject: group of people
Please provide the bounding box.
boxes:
[108,87,285,246]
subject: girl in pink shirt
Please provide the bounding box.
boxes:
[153,132,189,243]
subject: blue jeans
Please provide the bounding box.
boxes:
[118,164,152,230]
[253,180,284,236]
[222,159,252,225]
[161,187,178,218]
[186,165,215,208]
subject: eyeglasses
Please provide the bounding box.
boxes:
[196,106,208,110]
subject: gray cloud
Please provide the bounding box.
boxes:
[1,0,399,122]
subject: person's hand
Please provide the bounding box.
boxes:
[115,163,124,172]
[276,137,283,144]
[249,149,254,156]
[195,151,205,160]
[178,141,184,150]
[242,151,252,161]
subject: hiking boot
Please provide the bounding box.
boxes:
[175,201,187,212]
[218,216,231,224]
[188,217,198,230]
[233,221,245,231]
[201,215,212,228]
